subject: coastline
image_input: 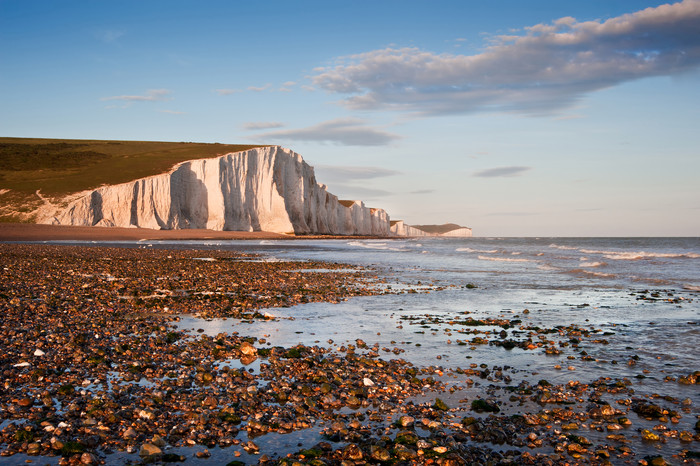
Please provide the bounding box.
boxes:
[0,223,393,242]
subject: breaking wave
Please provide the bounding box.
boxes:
[580,249,700,260]
[579,261,606,268]
[477,255,533,263]
[456,247,498,254]
[549,244,579,250]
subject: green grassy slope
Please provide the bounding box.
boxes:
[0,137,266,221]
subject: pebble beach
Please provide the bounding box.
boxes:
[0,238,698,465]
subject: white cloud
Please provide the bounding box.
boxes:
[214,88,240,95]
[101,89,172,102]
[158,109,185,115]
[254,118,401,146]
[473,166,532,177]
[248,84,272,92]
[242,121,285,130]
[312,0,700,115]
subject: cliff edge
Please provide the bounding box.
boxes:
[40,146,390,236]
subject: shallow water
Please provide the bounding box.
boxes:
[170,237,700,463]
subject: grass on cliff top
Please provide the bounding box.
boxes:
[0,137,266,196]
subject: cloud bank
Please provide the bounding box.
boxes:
[473,166,532,178]
[254,118,400,146]
[242,121,285,130]
[312,0,700,115]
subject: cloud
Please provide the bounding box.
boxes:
[312,0,700,115]
[473,166,532,177]
[248,84,272,92]
[101,89,172,102]
[242,121,285,130]
[410,189,435,194]
[315,165,401,183]
[255,118,401,146]
[214,88,240,95]
[158,109,185,115]
[279,81,296,92]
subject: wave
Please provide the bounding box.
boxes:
[549,244,579,250]
[457,248,498,254]
[568,268,616,278]
[477,255,533,263]
[347,241,405,252]
[579,261,606,268]
[683,284,700,292]
[580,249,700,260]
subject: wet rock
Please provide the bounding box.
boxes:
[398,415,415,428]
[370,446,391,461]
[342,443,363,460]
[139,442,162,457]
[80,452,98,465]
[393,444,417,460]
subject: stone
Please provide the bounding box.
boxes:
[139,443,162,457]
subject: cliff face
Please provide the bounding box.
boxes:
[390,220,472,237]
[44,146,390,236]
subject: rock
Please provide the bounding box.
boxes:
[343,444,363,460]
[151,435,166,447]
[80,452,98,464]
[434,398,449,411]
[641,429,660,441]
[139,443,162,457]
[370,446,391,461]
[393,444,417,460]
[398,415,415,428]
[26,442,41,455]
[33,349,45,357]
[122,427,138,440]
[240,341,257,356]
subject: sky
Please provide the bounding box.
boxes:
[1,0,699,236]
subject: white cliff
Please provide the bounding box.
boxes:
[43,146,390,236]
[390,221,472,237]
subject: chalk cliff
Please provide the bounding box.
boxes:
[44,146,390,236]
[390,221,472,237]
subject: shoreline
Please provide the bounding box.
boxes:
[0,223,393,242]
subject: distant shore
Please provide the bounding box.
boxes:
[0,223,392,242]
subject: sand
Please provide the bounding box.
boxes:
[0,223,299,241]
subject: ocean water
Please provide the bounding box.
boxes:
[169,237,699,378]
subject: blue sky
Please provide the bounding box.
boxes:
[2,0,699,236]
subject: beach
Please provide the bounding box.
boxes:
[0,238,698,465]
[0,224,291,242]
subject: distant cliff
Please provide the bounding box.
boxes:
[42,146,390,236]
[390,221,472,237]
